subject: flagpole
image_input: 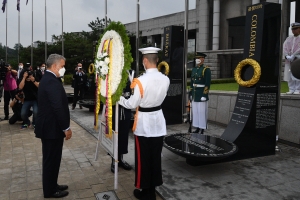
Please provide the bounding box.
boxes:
[105,0,107,28]
[136,0,140,76]
[183,0,189,122]
[61,0,64,56]
[18,4,20,63]
[31,0,33,66]
[5,1,7,62]
[45,0,47,62]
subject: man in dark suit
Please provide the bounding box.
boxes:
[72,63,87,110]
[35,63,46,82]
[35,54,72,198]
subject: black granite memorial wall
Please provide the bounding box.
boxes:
[221,2,281,160]
[162,26,184,125]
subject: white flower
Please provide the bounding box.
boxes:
[104,57,110,64]
[103,52,108,57]
[99,61,104,66]
[100,65,109,75]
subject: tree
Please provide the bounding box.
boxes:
[51,32,94,74]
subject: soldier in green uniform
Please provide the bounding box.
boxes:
[189,52,211,134]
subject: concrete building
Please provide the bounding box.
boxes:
[124,0,299,79]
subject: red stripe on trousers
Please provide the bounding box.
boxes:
[135,135,141,188]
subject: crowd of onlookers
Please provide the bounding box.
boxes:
[1,62,42,129]
[1,62,88,129]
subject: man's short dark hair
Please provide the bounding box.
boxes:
[143,54,158,65]
[46,54,66,68]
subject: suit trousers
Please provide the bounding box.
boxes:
[114,106,131,155]
[134,136,164,189]
[72,85,85,107]
[4,89,16,117]
[41,138,64,197]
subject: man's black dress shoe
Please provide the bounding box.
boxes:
[111,162,116,173]
[134,189,148,199]
[44,190,69,198]
[119,160,132,170]
[57,185,68,191]
[192,128,200,133]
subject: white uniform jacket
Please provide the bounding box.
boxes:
[283,35,300,81]
[119,68,170,137]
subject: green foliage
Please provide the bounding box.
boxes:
[83,17,111,43]
[187,79,288,93]
[0,44,18,68]
[210,82,238,91]
[97,21,133,105]
[210,81,288,93]
[63,74,73,85]
[211,78,236,84]
[187,52,195,61]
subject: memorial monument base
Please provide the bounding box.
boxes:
[164,133,238,166]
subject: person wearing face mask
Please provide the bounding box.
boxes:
[3,63,18,120]
[17,62,24,84]
[72,63,87,110]
[119,47,170,200]
[35,63,46,82]
[35,54,71,199]
[283,22,300,95]
[18,63,39,129]
[189,52,211,134]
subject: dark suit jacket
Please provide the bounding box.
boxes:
[35,69,44,82]
[35,71,70,139]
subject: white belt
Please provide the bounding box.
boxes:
[193,84,205,87]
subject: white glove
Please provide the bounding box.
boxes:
[127,70,135,83]
[201,97,206,101]
[286,55,295,62]
[290,55,295,62]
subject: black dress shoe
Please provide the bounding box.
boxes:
[134,189,148,199]
[192,128,200,133]
[45,190,69,198]
[200,129,204,134]
[4,116,8,120]
[119,160,132,170]
[57,184,68,191]
[111,162,116,173]
[149,187,156,200]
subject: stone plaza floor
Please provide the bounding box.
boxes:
[0,85,300,199]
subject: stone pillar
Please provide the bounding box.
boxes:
[197,0,210,51]
[212,0,220,50]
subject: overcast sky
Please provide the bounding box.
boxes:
[0,0,196,48]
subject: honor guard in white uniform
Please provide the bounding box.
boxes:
[189,52,211,134]
[118,47,170,200]
[283,22,300,94]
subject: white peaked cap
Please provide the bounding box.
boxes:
[138,47,161,54]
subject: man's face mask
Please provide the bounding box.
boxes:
[195,59,201,65]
